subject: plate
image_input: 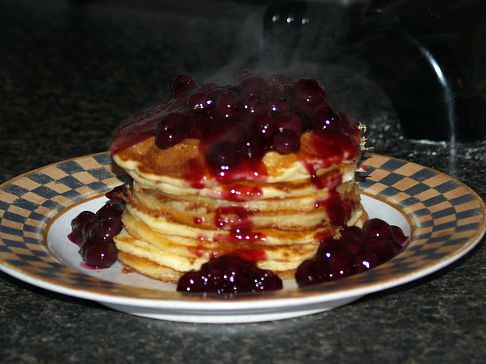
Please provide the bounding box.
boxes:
[0,153,484,323]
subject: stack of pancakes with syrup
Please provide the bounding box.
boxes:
[111,74,365,282]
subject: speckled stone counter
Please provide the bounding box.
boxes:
[1,1,485,363]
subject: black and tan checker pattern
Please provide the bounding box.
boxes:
[317,153,486,292]
[0,152,484,301]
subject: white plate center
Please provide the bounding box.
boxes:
[47,195,410,292]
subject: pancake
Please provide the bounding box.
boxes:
[117,251,297,282]
[111,74,365,284]
[128,181,361,231]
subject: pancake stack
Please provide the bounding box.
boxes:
[111,74,365,282]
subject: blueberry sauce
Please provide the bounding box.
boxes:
[68,185,127,268]
[187,246,267,262]
[176,254,282,294]
[111,73,361,186]
[220,184,263,202]
[322,191,349,227]
[295,218,409,287]
[214,228,266,244]
[193,216,205,225]
[105,73,408,294]
[212,206,266,244]
[227,248,267,262]
[214,206,252,229]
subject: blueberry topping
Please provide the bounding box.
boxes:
[67,186,126,269]
[177,255,282,294]
[296,219,408,287]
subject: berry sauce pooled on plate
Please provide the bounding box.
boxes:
[68,186,126,268]
[68,72,408,294]
[295,219,408,287]
[177,255,283,294]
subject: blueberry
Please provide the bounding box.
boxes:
[155,113,188,149]
[271,129,300,154]
[170,75,196,98]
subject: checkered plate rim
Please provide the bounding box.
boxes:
[0,152,484,310]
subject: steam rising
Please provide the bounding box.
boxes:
[190,1,394,129]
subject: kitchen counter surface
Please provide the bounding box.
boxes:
[2,1,485,363]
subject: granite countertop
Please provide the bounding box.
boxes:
[1,1,486,363]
